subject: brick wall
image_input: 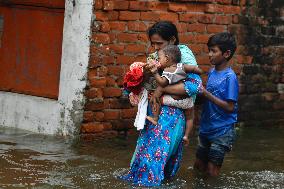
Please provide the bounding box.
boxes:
[236,0,284,127]
[81,0,284,136]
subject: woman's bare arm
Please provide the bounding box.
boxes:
[183,65,203,75]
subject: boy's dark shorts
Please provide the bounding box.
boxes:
[196,126,236,167]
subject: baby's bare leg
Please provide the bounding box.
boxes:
[183,108,194,146]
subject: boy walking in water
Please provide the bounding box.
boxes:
[194,32,239,176]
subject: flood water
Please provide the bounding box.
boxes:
[0,126,284,189]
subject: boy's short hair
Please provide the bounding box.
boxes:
[161,45,181,63]
[207,32,237,60]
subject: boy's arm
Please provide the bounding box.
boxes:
[183,65,203,75]
[154,72,169,87]
[201,87,235,113]
[201,71,238,113]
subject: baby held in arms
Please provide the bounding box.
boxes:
[147,45,203,135]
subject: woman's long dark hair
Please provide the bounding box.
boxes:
[147,21,179,45]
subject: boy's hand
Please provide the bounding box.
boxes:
[183,136,190,146]
[198,85,206,96]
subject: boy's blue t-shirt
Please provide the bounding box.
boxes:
[200,67,239,139]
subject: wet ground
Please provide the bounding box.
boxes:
[0,126,284,189]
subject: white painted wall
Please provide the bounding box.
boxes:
[0,0,94,135]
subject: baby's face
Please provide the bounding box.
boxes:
[157,50,168,69]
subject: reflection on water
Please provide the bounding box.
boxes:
[0,126,284,188]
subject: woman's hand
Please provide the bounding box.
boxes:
[150,94,160,112]
[153,86,164,99]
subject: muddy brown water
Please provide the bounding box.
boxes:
[0,126,283,188]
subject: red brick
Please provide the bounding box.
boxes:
[205,4,241,14]
[121,108,137,119]
[85,101,104,111]
[94,0,103,10]
[108,65,124,76]
[224,5,241,14]
[94,112,104,122]
[117,33,138,42]
[117,77,124,86]
[109,98,132,109]
[128,22,148,32]
[240,0,246,6]
[95,12,108,21]
[216,0,232,4]
[104,99,110,109]
[103,122,113,130]
[198,14,214,24]
[125,44,146,53]
[232,15,239,24]
[169,3,205,12]
[89,76,107,88]
[104,109,120,120]
[140,12,160,21]
[199,65,211,73]
[138,34,148,43]
[81,122,104,133]
[103,56,115,64]
[93,34,110,44]
[214,15,232,24]
[88,56,104,67]
[129,1,148,11]
[103,1,129,10]
[189,44,204,55]
[236,55,253,64]
[195,34,210,44]
[109,21,126,31]
[207,25,227,33]
[116,55,135,65]
[179,13,199,23]
[90,45,111,56]
[135,55,147,62]
[99,22,110,32]
[83,111,95,122]
[147,2,168,11]
[109,44,124,54]
[159,12,178,23]
[111,119,134,130]
[103,87,122,97]
[88,66,97,77]
[176,23,188,33]
[187,23,206,33]
[196,55,209,65]
[109,33,117,43]
[85,88,103,99]
[180,34,195,44]
[119,11,140,21]
[97,66,108,77]
[106,77,116,87]
[95,11,119,21]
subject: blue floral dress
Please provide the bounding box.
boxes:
[120,105,185,186]
[120,45,201,187]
